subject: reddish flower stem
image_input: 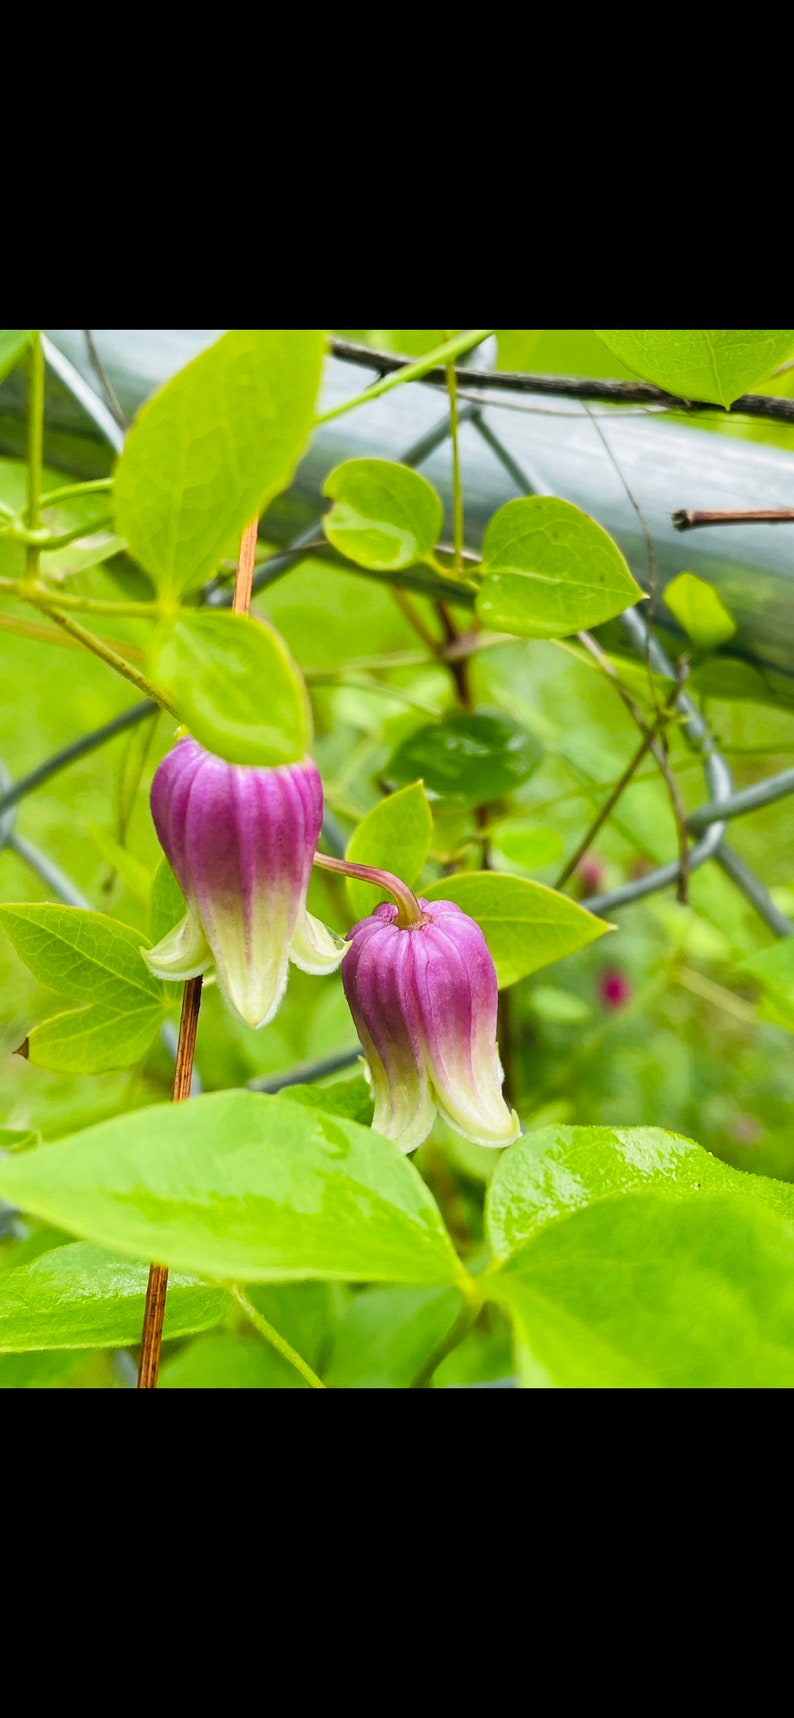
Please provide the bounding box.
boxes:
[136,516,258,1390]
[312,852,426,928]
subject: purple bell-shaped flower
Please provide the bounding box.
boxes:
[341,893,520,1155]
[144,737,345,1028]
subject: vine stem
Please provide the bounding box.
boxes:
[0,577,162,619]
[136,515,258,1389]
[312,850,425,927]
[25,331,45,584]
[443,330,464,575]
[32,603,174,708]
[227,1286,325,1388]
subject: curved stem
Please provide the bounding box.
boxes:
[137,975,203,1388]
[312,851,426,927]
[0,577,160,618]
[228,1286,325,1389]
[410,1291,482,1389]
[32,603,175,709]
[316,330,493,426]
[37,476,114,509]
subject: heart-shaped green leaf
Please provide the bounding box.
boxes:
[114,329,325,594]
[146,611,311,766]
[388,712,543,807]
[322,459,443,570]
[477,497,644,639]
[487,1191,794,1387]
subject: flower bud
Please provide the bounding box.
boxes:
[342,897,520,1155]
[144,737,345,1028]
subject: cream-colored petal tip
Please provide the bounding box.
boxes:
[289,910,348,975]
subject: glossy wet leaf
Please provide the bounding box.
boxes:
[146,610,310,766]
[596,330,794,408]
[388,712,543,808]
[345,780,433,919]
[486,1122,794,1261]
[0,1241,228,1350]
[477,497,644,639]
[322,459,443,570]
[664,571,736,650]
[0,1091,465,1287]
[422,872,613,988]
[114,329,325,594]
[488,1192,794,1387]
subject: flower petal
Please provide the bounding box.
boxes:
[290,909,347,974]
[142,905,213,982]
[342,914,436,1153]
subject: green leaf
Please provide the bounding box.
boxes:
[282,1076,373,1125]
[0,1091,466,1288]
[664,572,737,650]
[245,1280,332,1370]
[486,1123,794,1262]
[595,329,794,409]
[345,781,433,920]
[0,904,160,1007]
[477,497,644,639]
[0,904,164,1072]
[322,459,443,571]
[0,330,33,384]
[422,872,613,989]
[0,1349,97,1389]
[114,329,325,595]
[0,1241,228,1351]
[0,1127,40,1153]
[146,610,310,766]
[387,712,543,808]
[491,822,563,870]
[149,857,187,945]
[158,1332,307,1389]
[487,1192,794,1387]
[324,1285,463,1387]
[529,986,591,1024]
[739,940,794,1031]
[26,1000,163,1074]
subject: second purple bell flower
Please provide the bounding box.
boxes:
[144,737,345,1028]
[342,897,520,1155]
